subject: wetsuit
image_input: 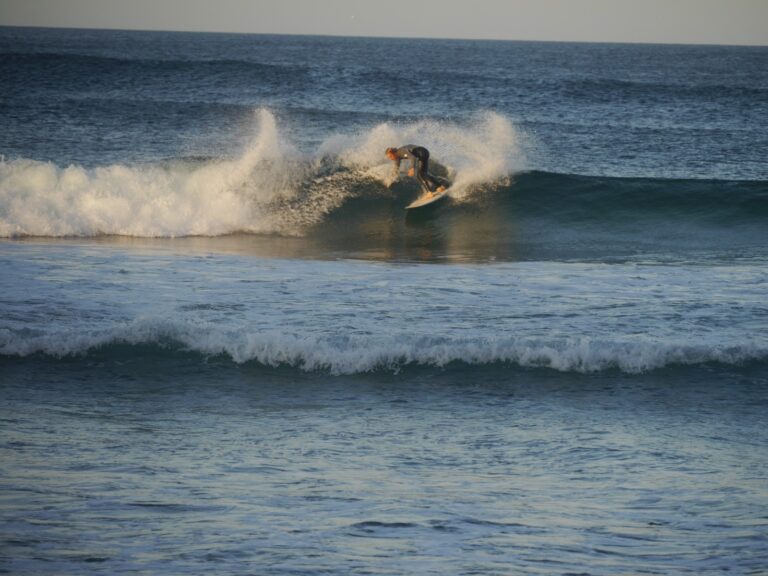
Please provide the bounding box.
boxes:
[391,145,441,193]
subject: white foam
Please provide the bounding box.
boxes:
[0,109,304,237]
[322,111,526,196]
[1,319,764,375]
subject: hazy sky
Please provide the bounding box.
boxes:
[1,0,767,45]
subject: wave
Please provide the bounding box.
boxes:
[1,319,765,375]
[1,108,765,246]
[7,51,766,102]
[0,109,523,237]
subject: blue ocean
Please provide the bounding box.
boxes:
[1,27,767,574]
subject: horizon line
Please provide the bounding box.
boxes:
[1,23,766,49]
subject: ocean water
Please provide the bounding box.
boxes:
[1,27,767,575]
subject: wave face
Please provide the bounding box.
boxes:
[503,171,768,227]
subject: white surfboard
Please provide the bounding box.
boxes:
[405,187,451,210]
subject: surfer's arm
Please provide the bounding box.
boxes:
[391,158,401,178]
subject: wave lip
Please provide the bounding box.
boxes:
[2,320,765,375]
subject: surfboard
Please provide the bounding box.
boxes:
[405,187,451,210]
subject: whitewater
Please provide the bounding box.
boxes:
[0,109,522,237]
[2,245,767,375]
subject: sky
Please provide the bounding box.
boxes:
[1,0,767,46]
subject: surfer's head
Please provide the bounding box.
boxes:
[385,148,397,161]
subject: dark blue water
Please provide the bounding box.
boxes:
[1,27,767,575]
[2,27,767,178]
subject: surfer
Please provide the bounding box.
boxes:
[385,145,446,196]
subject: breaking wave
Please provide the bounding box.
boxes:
[0,109,523,238]
[2,107,764,254]
[1,319,765,375]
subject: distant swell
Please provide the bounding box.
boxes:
[0,51,309,85]
[5,51,766,102]
[1,320,765,375]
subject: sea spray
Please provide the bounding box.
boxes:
[323,111,526,195]
[0,109,304,237]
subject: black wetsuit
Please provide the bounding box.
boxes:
[391,145,441,193]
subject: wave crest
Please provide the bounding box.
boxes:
[2,319,764,375]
